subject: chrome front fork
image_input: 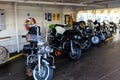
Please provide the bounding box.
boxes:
[70,40,74,53]
[38,54,42,72]
[38,53,47,72]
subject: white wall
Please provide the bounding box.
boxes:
[0,3,75,53]
[63,6,77,21]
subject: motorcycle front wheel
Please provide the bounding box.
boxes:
[106,31,112,38]
[82,40,92,50]
[69,47,81,60]
[91,36,100,45]
[33,61,53,80]
[100,33,107,41]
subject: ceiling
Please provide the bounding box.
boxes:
[24,0,120,5]
[0,0,120,8]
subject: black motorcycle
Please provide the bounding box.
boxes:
[109,22,117,33]
[72,22,92,50]
[48,24,81,60]
[23,26,55,80]
[94,25,107,41]
[85,20,102,45]
[102,21,112,38]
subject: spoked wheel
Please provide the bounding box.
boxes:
[33,61,53,80]
[0,46,9,64]
[69,47,81,60]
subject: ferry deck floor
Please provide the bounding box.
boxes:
[0,32,120,80]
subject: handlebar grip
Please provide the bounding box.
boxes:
[22,35,26,38]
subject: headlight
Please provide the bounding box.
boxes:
[74,35,77,39]
[38,39,44,46]
[77,36,81,39]
[45,46,53,53]
[74,35,81,40]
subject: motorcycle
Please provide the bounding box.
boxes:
[94,25,107,41]
[23,25,55,80]
[48,24,81,60]
[72,22,92,50]
[82,20,100,45]
[100,22,112,38]
[108,22,117,33]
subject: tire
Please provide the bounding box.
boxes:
[0,46,9,64]
[107,31,112,38]
[100,33,107,41]
[84,40,92,50]
[33,60,53,80]
[91,36,100,45]
[69,47,81,60]
[80,41,85,50]
[104,33,107,40]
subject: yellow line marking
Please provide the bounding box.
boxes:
[8,53,23,61]
[105,37,113,41]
